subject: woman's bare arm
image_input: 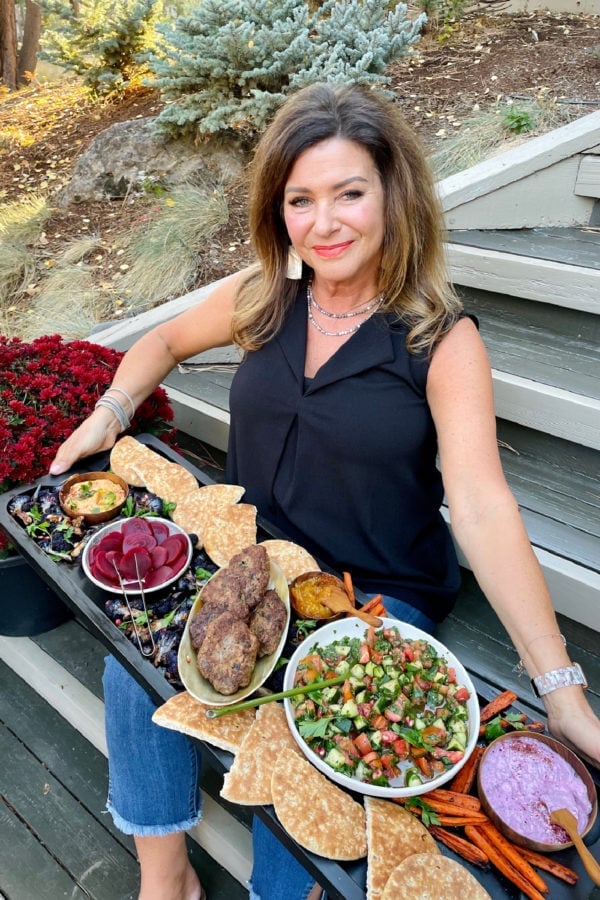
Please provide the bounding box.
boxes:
[50,272,244,474]
[427,317,600,766]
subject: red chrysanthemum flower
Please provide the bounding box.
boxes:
[0,334,176,555]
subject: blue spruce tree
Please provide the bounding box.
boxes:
[148,0,426,139]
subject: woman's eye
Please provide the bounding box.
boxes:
[288,197,310,208]
[341,189,363,201]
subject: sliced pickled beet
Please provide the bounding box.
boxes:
[86,543,99,567]
[161,534,189,565]
[119,547,151,580]
[122,531,157,554]
[96,531,124,554]
[144,565,174,588]
[121,517,153,537]
[169,551,187,573]
[149,520,170,544]
[150,545,169,569]
[93,550,120,584]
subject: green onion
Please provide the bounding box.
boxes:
[204,674,346,718]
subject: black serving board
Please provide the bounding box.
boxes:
[1,433,598,900]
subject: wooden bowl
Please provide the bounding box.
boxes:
[289,571,345,623]
[477,730,597,852]
[59,471,129,525]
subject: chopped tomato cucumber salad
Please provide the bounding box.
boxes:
[291,625,471,788]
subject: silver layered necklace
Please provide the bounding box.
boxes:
[306,280,384,337]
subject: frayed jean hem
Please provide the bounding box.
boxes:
[106,801,202,838]
[247,882,319,900]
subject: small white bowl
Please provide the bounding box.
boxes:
[81,516,192,595]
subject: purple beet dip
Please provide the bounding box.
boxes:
[479,736,592,844]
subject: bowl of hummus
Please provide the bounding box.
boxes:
[59,471,129,524]
[478,731,597,852]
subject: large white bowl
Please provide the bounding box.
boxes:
[81,516,192,595]
[283,617,480,798]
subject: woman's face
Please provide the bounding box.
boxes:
[283,138,385,290]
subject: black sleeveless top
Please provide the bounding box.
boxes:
[226,286,461,622]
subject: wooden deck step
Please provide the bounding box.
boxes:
[460,286,599,398]
[450,226,600,270]
[447,229,600,314]
[0,648,250,900]
[0,625,252,897]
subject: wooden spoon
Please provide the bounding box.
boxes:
[319,585,382,627]
[550,808,600,885]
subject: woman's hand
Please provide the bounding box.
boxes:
[49,408,121,476]
[544,690,600,769]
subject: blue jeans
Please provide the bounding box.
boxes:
[103,596,436,892]
[103,655,203,835]
[249,596,437,900]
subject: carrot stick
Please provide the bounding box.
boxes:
[360,593,384,614]
[417,799,489,821]
[429,825,489,867]
[403,805,489,827]
[448,745,484,793]
[518,847,578,885]
[342,571,356,607]
[424,788,482,811]
[465,826,548,900]
[478,822,549,894]
[479,690,518,723]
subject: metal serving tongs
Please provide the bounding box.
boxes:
[112,557,156,658]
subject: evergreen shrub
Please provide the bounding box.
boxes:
[147,0,426,139]
[38,0,159,93]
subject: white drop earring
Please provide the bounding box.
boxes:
[286,246,303,280]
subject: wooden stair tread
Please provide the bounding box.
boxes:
[460,287,600,398]
[496,421,599,572]
[449,226,600,270]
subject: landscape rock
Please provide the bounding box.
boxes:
[58,117,249,206]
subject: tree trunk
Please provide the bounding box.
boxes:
[18,0,41,84]
[0,0,18,90]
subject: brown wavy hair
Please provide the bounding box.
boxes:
[232,82,462,355]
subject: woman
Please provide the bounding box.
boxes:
[50,83,600,900]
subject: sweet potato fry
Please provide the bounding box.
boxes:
[465,826,548,900]
[429,825,489,867]
[435,814,491,827]
[518,847,578,885]
[448,745,484,793]
[478,822,549,894]
[369,603,386,617]
[360,593,384,614]
[479,690,518,723]
[525,721,546,732]
[424,788,482,811]
[342,571,355,607]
